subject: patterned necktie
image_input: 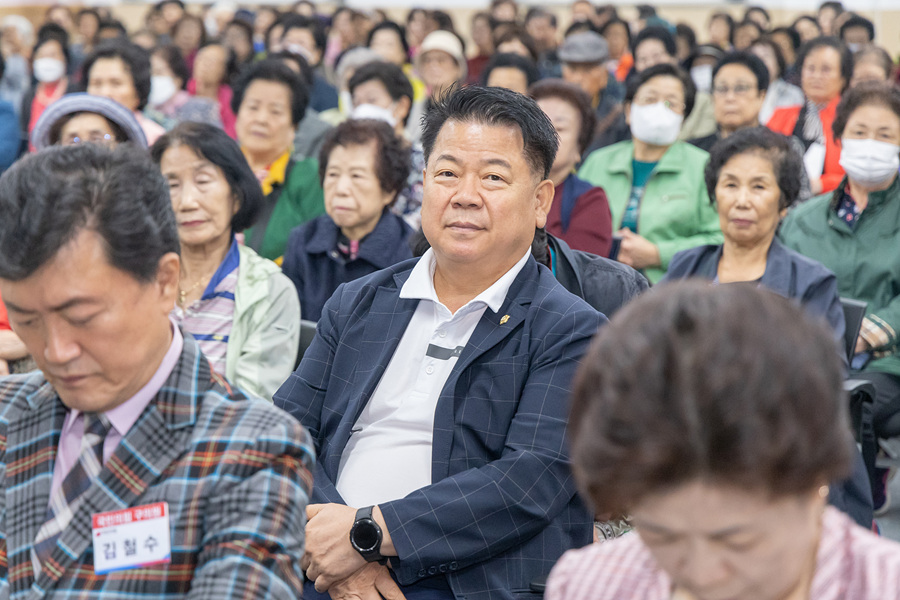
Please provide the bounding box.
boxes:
[33,412,111,566]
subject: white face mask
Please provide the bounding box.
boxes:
[847,43,862,53]
[840,138,900,186]
[284,43,313,62]
[629,102,684,147]
[350,103,397,127]
[33,57,65,83]
[690,64,713,94]
[149,75,178,106]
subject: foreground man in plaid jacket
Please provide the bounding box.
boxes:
[0,145,315,599]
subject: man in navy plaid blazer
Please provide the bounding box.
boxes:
[0,145,315,599]
[275,86,605,600]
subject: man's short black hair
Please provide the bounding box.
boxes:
[481,53,540,90]
[279,14,326,51]
[81,40,152,110]
[151,122,263,233]
[366,21,410,59]
[421,85,559,181]
[231,58,310,127]
[796,37,854,94]
[348,61,414,126]
[0,145,179,282]
[632,25,676,58]
[713,51,770,92]
[625,63,697,119]
[840,14,875,43]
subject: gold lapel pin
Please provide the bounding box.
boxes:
[500,315,510,325]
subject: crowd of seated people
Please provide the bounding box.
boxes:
[0,0,899,597]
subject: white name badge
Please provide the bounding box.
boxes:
[92,502,172,575]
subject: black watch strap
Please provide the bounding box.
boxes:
[350,506,387,565]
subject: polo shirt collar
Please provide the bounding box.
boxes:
[400,248,531,314]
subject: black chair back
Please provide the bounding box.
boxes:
[840,297,867,362]
[295,319,318,368]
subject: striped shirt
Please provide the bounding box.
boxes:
[546,507,900,600]
[172,239,239,376]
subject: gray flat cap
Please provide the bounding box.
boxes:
[558,31,610,64]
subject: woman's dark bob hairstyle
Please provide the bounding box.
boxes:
[569,281,853,517]
[705,126,803,212]
[151,122,264,233]
[81,39,153,111]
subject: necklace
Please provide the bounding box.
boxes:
[178,273,211,307]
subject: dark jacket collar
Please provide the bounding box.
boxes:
[304,210,411,270]
[681,238,798,299]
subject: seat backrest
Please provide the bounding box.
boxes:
[840,297,867,362]
[295,319,318,368]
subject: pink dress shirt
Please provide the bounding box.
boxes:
[547,507,900,600]
[49,324,184,500]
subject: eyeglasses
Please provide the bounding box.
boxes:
[632,96,686,114]
[713,83,757,97]
[62,133,114,146]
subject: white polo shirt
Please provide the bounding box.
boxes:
[335,248,531,508]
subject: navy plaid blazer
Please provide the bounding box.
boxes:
[0,334,315,599]
[275,256,605,600]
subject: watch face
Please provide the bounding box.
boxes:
[352,519,380,552]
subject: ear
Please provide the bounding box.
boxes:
[154,251,181,311]
[395,95,412,123]
[533,178,555,229]
[232,191,241,217]
[624,102,632,125]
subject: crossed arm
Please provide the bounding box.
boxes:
[279,295,602,598]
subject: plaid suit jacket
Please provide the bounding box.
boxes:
[0,334,315,599]
[275,256,605,600]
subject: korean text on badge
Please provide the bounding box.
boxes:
[92,501,172,574]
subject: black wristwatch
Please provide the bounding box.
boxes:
[349,506,387,564]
